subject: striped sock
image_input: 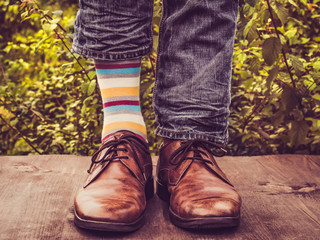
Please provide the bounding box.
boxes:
[95,58,147,142]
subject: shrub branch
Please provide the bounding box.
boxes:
[266,0,296,89]
[0,115,42,154]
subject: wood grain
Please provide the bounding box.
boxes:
[0,155,319,240]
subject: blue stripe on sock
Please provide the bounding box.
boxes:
[104,105,141,113]
[96,67,141,75]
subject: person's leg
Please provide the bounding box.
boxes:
[155,0,241,228]
[154,0,238,145]
[72,0,154,232]
[72,1,153,143]
[95,58,147,142]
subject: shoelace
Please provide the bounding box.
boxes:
[87,133,149,177]
[169,139,227,168]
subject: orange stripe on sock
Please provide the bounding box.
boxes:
[100,87,139,98]
[102,122,147,135]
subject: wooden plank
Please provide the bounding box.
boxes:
[0,155,319,240]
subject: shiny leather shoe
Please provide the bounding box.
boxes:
[156,138,241,229]
[74,131,154,232]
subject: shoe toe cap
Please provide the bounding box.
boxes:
[174,197,240,219]
[74,189,144,223]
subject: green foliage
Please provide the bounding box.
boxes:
[141,0,163,155]
[0,0,319,156]
[0,0,101,155]
[230,0,320,155]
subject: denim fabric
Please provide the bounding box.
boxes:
[72,0,238,145]
[72,0,154,60]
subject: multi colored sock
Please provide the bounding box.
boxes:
[94,58,147,142]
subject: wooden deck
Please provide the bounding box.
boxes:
[0,154,319,240]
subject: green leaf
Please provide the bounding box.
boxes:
[289,120,309,147]
[262,37,282,66]
[300,37,310,44]
[313,61,320,71]
[312,36,320,42]
[281,86,299,112]
[52,10,63,17]
[284,28,298,40]
[63,124,75,132]
[50,18,60,24]
[247,23,258,43]
[81,96,93,115]
[20,11,28,20]
[312,94,320,102]
[289,55,304,76]
[35,36,51,49]
[249,57,261,75]
[88,71,96,80]
[83,96,93,106]
[81,82,89,95]
[243,13,258,41]
[299,0,307,6]
[266,65,279,92]
[274,1,289,25]
[288,0,298,7]
[42,10,49,15]
[42,23,57,35]
[246,0,258,7]
[304,78,316,91]
[87,80,96,96]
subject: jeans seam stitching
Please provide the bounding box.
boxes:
[72,44,151,56]
[156,127,227,144]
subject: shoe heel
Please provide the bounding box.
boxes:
[156,180,170,202]
[145,177,154,200]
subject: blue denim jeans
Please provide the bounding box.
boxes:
[72,0,238,146]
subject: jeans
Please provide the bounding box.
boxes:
[72,0,239,146]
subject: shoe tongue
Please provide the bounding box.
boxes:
[113,131,128,139]
[106,130,135,140]
[193,149,201,158]
[163,137,176,145]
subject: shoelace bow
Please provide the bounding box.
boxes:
[169,139,227,168]
[87,134,149,175]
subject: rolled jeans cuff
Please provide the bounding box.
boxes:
[72,0,153,61]
[71,44,152,61]
[155,126,228,146]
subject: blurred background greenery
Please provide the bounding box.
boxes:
[0,0,319,156]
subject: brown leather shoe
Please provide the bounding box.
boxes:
[74,131,154,232]
[156,139,241,229]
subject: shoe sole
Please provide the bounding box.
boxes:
[74,208,145,232]
[74,177,154,232]
[156,180,240,229]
